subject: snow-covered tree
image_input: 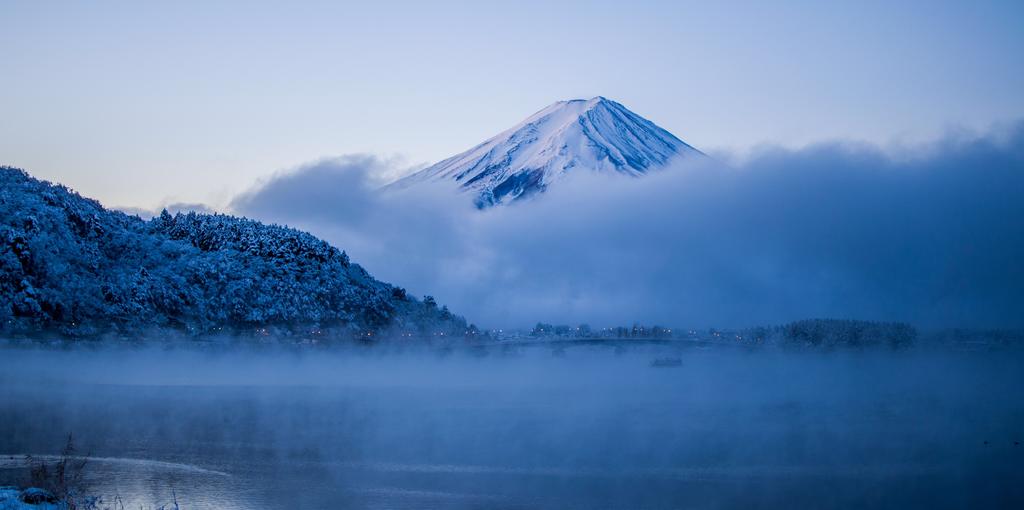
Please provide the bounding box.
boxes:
[0,167,467,341]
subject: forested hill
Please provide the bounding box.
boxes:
[0,167,466,340]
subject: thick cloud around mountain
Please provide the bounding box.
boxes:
[232,123,1024,329]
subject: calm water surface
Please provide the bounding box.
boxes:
[1,345,1022,509]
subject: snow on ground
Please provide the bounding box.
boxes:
[0,487,59,510]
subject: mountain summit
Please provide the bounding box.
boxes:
[390,97,703,207]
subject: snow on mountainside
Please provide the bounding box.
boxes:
[389,96,704,207]
[0,167,467,340]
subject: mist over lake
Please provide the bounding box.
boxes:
[2,344,1022,509]
[3,2,1024,508]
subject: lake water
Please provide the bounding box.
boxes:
[1,344,1022,509]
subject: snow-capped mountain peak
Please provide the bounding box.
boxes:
[389,96,703,207]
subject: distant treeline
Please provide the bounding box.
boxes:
[530,323,674,339]
[524,319,919,349]
[741,319,916,349]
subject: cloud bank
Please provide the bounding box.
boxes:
[231,123,1024,329]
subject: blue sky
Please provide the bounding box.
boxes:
[2,0,1022,209]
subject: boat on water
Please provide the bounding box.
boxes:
[650,357,682,368]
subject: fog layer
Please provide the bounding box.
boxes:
[2,346,1022,509]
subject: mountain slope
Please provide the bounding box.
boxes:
[0,167,466,339]
[390,96,703,207]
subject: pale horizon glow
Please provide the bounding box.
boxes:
[1,0,1023,209]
